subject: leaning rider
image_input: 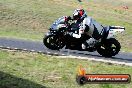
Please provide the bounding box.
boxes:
[54,16,72,30]
[68,9,105,50]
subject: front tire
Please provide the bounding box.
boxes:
[43,35,65,50]
[97,38,121,57]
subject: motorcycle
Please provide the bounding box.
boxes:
[43,18,125,57]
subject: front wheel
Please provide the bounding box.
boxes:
[43,35,65,50]
[97,38,121,57]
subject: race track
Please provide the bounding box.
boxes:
[0,37,132,66]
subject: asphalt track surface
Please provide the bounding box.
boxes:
[0,37,132,66]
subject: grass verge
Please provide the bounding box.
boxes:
[0,50,132,88]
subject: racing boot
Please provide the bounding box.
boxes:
[82,38,98,50]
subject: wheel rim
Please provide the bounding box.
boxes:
[106,42,119,55]
[99,41,120,57]
[46,36,64,49]
[47,36,56,47]
[110,44,117,54]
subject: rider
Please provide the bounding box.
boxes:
[55,16,72,30]
[68,9,104,49]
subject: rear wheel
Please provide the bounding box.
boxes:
[97,38,121,57]
[43,35,65,50]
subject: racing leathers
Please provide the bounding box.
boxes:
[70,16,104,49]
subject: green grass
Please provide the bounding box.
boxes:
[0,50,132,88]
[0,0,132,51]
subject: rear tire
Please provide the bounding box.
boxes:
[97,38,121,57]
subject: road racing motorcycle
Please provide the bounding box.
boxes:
[43,18,125,57]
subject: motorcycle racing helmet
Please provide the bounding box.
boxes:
[73,9,87,21]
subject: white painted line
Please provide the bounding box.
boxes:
[47,52,51,54]
[60,54,66,56]
[14,48,18,50]
[56,55,132,66]
[38,51,42,53]
[0,46,3,48]
[54,53,59,54]
[31,50,35,52]
[7,47,10,49]
[23,49,27,51]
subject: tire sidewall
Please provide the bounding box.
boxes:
[97,38,121,57]
[43,35,65,50]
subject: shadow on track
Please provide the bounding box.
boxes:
[0,71,47,88]
[60,49,132,62]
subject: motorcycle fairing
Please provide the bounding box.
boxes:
[107,26,125,39]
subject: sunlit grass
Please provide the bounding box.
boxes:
[0,50,132,88]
